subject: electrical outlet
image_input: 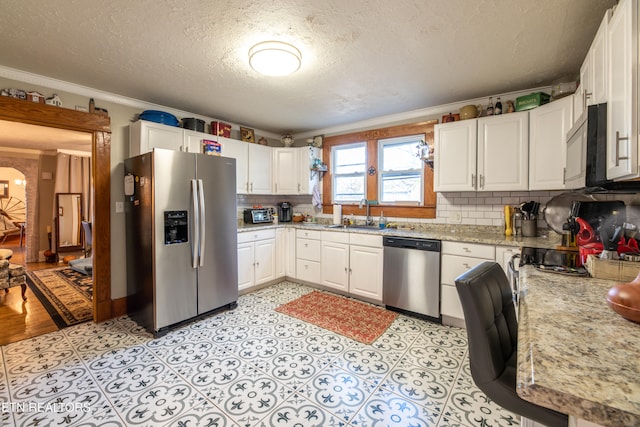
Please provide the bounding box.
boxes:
[450,211,462,223]
[115,201,124,213]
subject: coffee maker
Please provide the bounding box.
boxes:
[278,202,293,222]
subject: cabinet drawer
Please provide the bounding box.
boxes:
[238,228,276,243]
[296,238,321,261]
[296,259,321,283]
[321,230,350,244]
[442,241,495,259]
[349,233,382,248]
[441,284,464,320]
[297,229,322,240]
[441,254,492,285]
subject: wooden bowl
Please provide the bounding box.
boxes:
[292,215,305,223]
[607,275,640,323]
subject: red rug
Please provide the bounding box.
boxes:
[275,291,398,344]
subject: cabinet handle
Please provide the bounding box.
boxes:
[463,247,471,253]
[298,183,301,192]
[275,183,277,192]
[479,174,485,189]
[304,243,308,247]
[250,182,253,192]
[349,268,352,274]
[563,167,566,184]
[583,89,592,109]
[246,182,249,192]
[463,263,471,269]
[471,174,476,188]
[305,265,308,269]
[615,131,630,166]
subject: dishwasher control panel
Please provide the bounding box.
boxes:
[383,237,441,251]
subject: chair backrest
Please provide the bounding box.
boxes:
[81,221,92,246]
[455,261,518,387]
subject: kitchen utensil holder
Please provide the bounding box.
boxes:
[522,219,537,237]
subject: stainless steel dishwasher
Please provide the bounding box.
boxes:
[383,236,441,321]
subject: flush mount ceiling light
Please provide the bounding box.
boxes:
[249,41,301,77]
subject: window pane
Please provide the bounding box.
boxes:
[334,176,365,202]
[381,173,421,202]
[334,146,366,174]
[381,141,422,171]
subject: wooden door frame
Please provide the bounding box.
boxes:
[0,97,113,323]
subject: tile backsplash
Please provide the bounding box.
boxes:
[237,191,640,234]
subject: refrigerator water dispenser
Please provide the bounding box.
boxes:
[164,211,188,244]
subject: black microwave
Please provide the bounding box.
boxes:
[243,208,273,224]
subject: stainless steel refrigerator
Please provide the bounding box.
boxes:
[124,148,238,334]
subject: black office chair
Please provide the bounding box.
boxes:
[455,261,568,427]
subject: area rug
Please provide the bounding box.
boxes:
[275,291,398,344]
[26,267,93,328]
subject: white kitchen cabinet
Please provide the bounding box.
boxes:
[607,0,638,180]
[434,119,477,191]
[495,246,519,275]
[320,231,383,302]
[440,241,495,322]
[273,148,298,194]
[237,229,276,291]
[296,229,321,284]
[218,136,249,194]
[434,112,528,192]
[276,228,285,278]
[129,120,184,157]
[183,129,214,154]
[248,143,273,194]
[273,146,320,195]
[565,118,588,189]
[477,112,529,191]
[529,96,573,190]
[276,227,297,279]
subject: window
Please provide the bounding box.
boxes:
[332,143,366,202]
[379,135,424,204]
[322,120,437,219]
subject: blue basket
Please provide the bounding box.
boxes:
[139,110,179,127]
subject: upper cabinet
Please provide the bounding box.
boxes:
[273,146,321,195]
[607,0,638,180]
[248,143,273,194]
[529,96,573,190]
[434,112,528,192]
[129,120,185,157]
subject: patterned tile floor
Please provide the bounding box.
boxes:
[0,281,520,427]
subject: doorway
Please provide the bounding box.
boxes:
[0,96,111,345]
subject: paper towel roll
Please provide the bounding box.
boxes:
[333,205,342,225]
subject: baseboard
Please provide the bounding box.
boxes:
[111,296,128,318]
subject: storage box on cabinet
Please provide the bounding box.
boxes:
[441,241,495,321]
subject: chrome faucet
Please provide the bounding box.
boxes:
[359,198,374,226]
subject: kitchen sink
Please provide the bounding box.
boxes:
[325,224,387,231]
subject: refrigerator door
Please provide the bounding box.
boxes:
[153,149,198,328]
[196,155,238,314]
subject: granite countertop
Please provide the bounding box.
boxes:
[237,222,560,249]
[517,265,640,426]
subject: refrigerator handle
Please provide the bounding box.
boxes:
[191,179,199,269]
[198,179,206,267]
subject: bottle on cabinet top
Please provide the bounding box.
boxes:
[486,97,494,116]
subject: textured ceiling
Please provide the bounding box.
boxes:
[0,0,617,134]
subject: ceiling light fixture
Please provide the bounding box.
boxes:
[249,41,301,77]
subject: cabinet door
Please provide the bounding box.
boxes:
[495,246,519,274]
[529,97,572,190]
[249,144,273,194]
[607,0,638,180]
[565,122,587,189]
[183,130,208,154]
[254,238,276,285]
[275,229,285,278]
[219,137,249,194]
[285,228,296,277]
[321,241,349,292]
[298,146,319,194]
[273,148,298,194]
[591,11,611,105]
[349,245,383,302]
[441,254,490,286]
[477,112,529,191]
[441,284,464,320]
[129,120,184,157]
[579,55,592,109]
[434,120,478,191]
[237,242,254,291]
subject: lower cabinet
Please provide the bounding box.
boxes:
[440,241,496,321]
[321,231,383,302]
[296,229,322,284]
[276,227,296,279]
[237,229,276,291]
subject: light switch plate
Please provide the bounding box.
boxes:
[450,211,462,223]
[115,201,124,213]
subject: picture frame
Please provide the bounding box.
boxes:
[240,126,255,143]
[442,113,460,123]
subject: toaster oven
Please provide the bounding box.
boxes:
[243,208,273,224]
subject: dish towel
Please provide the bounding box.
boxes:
[312,183,322,209]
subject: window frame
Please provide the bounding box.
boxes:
[322,120,437,219]
[378,134,425,205]
[331,142,367,203]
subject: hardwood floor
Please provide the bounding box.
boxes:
[0,236,89,345]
